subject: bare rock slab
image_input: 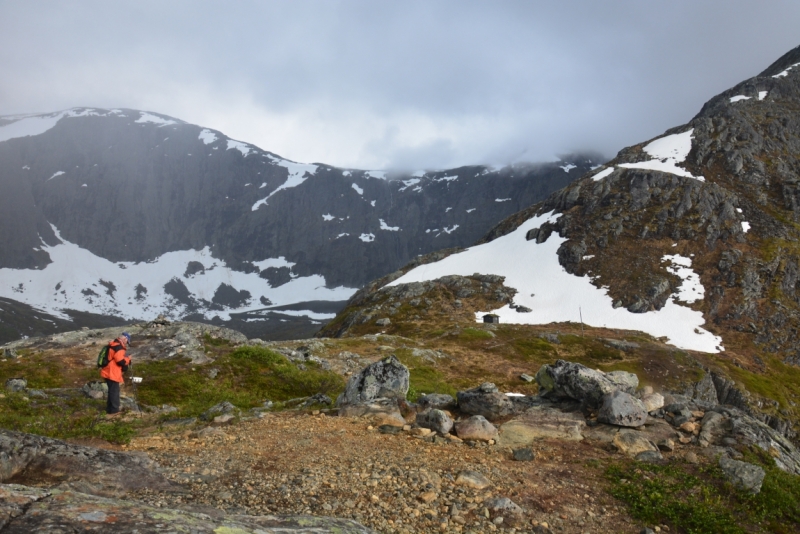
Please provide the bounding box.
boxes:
[0,484,376,533]
[597,390,648,427]
[612,429,658,457]
[497,406,585,446]
[719,456,765,494]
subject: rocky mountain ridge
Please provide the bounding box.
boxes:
[0,108,597,342]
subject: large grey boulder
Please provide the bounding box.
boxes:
[456,383,514,421]
[719,456,765,494]
[0,484,375,533]
[5,378,26,393]
[535,360,637,408]
[454,415,499,441]
[337,355,409,407]
[597,391,648,427]
[416,409,454,435]
[416,393,456,411]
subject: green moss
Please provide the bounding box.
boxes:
[722,356,800,411]
[0,352,66,389]
[510,337,556,362]
[202,333,232,348]
[604,450,800,534]
[134,346,345,418]
[393,348,456,402]
[458,328,494,341]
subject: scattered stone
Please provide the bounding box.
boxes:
[597,390,648,427]
[685,452,699,464]
[5,378,26,393]
[416,409,454,435]
[612,429,658,457]
[455,470,492,490]
[520,373,534,382]
[81,381,108,400]
[456,383,515,420]
[512,448,535,461]
[679,422,697,434]
[375,318,391,326]
[719,456,765,494]
[418,491,437,503]
[207,368,219,379]
[378,424,403,435]
[213,414,235,425]
[539,333,560,344]
[640,392,665,412]
[454,415,498,441]
[635,450,664,463]
[657,439,675,452]
[200,401,239,421]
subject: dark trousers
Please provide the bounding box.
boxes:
[105,379,121,414]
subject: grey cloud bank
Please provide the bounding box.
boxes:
[1,1,799,170]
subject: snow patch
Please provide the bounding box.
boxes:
[662,254,704,304]
[619,129,705,182]
[758,91,768,100]
[336,233,349,239]
[352,183,364,195]
[387,211,721,353]
[435,175,458,182]
[365,171,386,180]
[772,63,800,79]
[81,184,87,188]
[359,233,375,242]
[591,168,615,182]
[227,139,252,157]
[495,198,511,202]
[742,222,751,233]
[560,164,577,173]
[379,219,400,231]
[729,95,751,103]
[399,178,420,192]
[0,225,353,322]
[466,208,476,213]
[136,112,177,126]
[198,129,218,144]
[370,200,376,207]
[251,157,318,211]
[47,171,65,181]
[0,112,66,143]
[322,214,335,221]
[439,225,459,235]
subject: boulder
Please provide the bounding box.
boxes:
[612,429,658,457]
[719,456,765,494]
[416,409,454,435]
[5,378,26,393]
[81,381,108,400]
[416,393,456,411]
[454,415,498,441]
[512,448,535,461]
[535,360,635,408]
[606,371,639,393]
[639,392,665,412]
[456,383,514,420]
[200,401,239,421]
[635,450,665,463]
[0,484,375,533]
[497,406,585,445]
[597,391,648,427]
[337,355,409,407]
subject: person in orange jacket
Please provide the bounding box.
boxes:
[100,332,132,416]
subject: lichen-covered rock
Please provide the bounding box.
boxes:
[416,409,454,435]
[719,456,765,494]
[0,484,376,533]
[337,355,409,407]
[535,360,635,408]
[597,390,648,427]
[4,378,26,393]
[497,406,585,445]
[612,429,658,457]
[456,383,515,421]
[0,430,181,498]
[199,401,240,421]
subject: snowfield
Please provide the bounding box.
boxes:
[617,130,705,182]
[0,225,355,322]
[387,211,722,353]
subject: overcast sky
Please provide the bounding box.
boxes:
[1,1,798,171]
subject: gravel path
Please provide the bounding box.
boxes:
[127,412,640,533]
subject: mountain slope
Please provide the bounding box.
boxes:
[0,108,597,341]
[323,44,800,368]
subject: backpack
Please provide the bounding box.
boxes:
[96,344,111,368]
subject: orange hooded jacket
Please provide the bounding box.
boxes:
[100,338,131,383]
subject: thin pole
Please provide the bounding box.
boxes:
[579,307,584,336]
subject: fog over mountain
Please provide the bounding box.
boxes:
[1,2,799,170]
